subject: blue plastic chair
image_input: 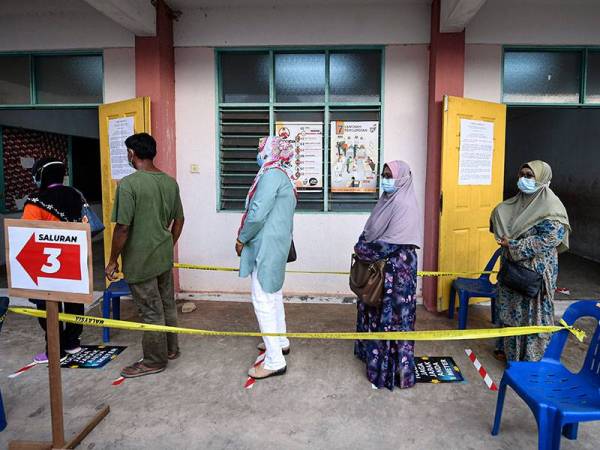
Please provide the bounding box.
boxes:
[492,300,600,450]
[1,296,9,431]
[102,279,130,343]
[448,248,501,329]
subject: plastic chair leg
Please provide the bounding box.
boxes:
[448,285,456,319]
[113,296,121,320]
[102,291,111,343]
[562,423,578,440]
[537,407,560,450]
[491,378,507,436]
[458,292,469,330]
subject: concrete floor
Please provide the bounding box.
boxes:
[1,299,599,449]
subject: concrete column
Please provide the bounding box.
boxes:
[135,0,179,291]
[422,0,465,311]
[135,0,176,177]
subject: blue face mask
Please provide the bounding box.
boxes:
[381,178,398,194]
[517,177,539,194]
[256,154,265,167]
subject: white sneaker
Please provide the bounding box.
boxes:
[65,346,82,355]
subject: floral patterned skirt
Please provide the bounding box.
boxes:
[354,246,417,390]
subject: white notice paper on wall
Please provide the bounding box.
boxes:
[108,116,135,180]
[458,119,494,185]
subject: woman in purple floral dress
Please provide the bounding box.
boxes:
[354,161,422,390]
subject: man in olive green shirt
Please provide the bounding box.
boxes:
[105,133,185,378]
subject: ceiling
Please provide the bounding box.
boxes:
[168,0,430,9]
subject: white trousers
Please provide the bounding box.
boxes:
[251,270,289,370]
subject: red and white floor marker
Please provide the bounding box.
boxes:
[465,349,498,391]
[9,361,38,378]
[112,376,126,386]
[244,351,266,390]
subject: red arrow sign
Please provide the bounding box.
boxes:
[16,233,82,285]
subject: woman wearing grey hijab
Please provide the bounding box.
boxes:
[354,160,422,390]
[491,160,570,362]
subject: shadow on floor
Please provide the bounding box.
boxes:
[1,299,598,449]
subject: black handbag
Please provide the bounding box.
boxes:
[287,240,297,263]
[498,258,543,298]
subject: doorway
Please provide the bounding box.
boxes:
[504,106,600,299]
[0,108,105,291]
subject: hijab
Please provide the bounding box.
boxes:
[491,160,571,253]
[238,136,296,235]
[26,158,83,222]
[363,160,422,247]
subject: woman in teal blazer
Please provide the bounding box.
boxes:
[236,136,296,380]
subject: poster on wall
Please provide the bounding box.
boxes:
[276,122,323,190]
[330,121,379,193]
[108,116,135,180]
[458,119,494,185]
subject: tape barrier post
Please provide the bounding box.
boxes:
[8,307,586,343]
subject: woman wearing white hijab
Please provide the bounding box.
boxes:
[491,160,570,362]
[236,136,296,380]
[354,160,422,390]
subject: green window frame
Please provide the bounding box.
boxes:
[502,46,600,107]
[0,51,104,108]
[215,47,385,213]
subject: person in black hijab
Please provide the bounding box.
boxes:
[22,157,86,363]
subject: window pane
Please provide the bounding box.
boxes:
[0,56,31,104]
[585,52,600,103]
[35,55,102,104]
[221,53,269,103]
[275,53,325,103]
[219,108,269,210]
[330,52,381,103]
[503,51,581,103]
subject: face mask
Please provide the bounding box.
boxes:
[517,177,539,194]
[256,154,265,167]
[381,178,398,194]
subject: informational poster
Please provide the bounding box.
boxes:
[414,356,464,383]
[61,345,126,369]
[276,122,323,190]
[5,219,93,303]
[458,119,494,185]
[330,121,379,193]
[108,116,135,180]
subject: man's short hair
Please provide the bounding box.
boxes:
[125,133,157,160]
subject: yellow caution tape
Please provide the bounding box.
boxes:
[174,263,496,278]
[8,308,585,342]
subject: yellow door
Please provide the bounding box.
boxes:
[437,95,506,312]
[98,97,151,273]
